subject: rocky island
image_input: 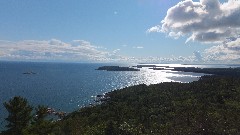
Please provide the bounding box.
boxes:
[22,71,37,75]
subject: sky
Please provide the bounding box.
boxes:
[0,0,239,63]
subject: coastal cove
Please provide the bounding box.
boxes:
[0,62,240,131]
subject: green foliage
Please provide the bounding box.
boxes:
[23,105,57,135]
[34,105,48,122]
[22,120,56,135]
[1,98,58,135]
[2,96,33,135]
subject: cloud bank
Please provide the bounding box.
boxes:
[204,37,240,62]
[0,39,122,62]
[0,39,203,63]
[148,0,240,43]
[0,38,238,63]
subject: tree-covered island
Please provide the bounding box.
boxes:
[96,66,140,71]
[1,68,240,134]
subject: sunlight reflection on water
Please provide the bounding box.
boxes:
[101,66,204,92]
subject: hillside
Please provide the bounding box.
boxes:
[55,75,240,134]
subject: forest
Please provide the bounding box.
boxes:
[1,69,240,134]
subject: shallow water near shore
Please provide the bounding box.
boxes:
[0,62,239,130]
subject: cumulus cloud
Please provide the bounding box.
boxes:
[0,39,122,62]
[147,25,161,33]
[148,0,240,43]
[204,37,240,62]
[133,46,144,49]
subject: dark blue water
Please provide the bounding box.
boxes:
[0,62,130,113]
[1,62,238,130]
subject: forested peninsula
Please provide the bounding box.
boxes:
[1,68,240,135]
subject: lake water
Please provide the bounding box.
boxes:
[0,62,239,130]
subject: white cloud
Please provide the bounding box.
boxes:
[147,25,161,33]
[1,38,239,63]
[133,46,144,49]
[204,37,240,62]
[118,55,196,64]
[112,49,120,54]
[148,0,240,43]
[1,39,192,63]
[0,39,122,62]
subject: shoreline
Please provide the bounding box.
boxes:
[1,66,240,134]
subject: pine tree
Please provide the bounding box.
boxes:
[23,105,57,135]
[34,105,48,123]
[3,96,33,135]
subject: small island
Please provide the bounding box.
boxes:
[96,66,140,71]
[22,71,37,75]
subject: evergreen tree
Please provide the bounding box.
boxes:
[3,96,33,135]
[34,105,48,123]
[24,105,56,135]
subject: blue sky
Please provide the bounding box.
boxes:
[0,0,239,63]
